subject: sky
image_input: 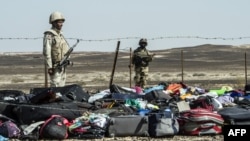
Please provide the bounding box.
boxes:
[1,0,250,52]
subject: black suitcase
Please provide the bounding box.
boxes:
[218,106,250,125]
[13,102,85,124]
[29,84,90,102]
[108,115,149,137]
[0,90,25,100]
[143,90,172,103]
[0,101,18,120]
[0,90,26,120]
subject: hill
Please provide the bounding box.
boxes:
[0,44,250,93]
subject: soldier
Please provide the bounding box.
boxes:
[43,11,69,87]
[131,38,155,88]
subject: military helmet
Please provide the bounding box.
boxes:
[49,11,65,24]
[139,38,148,46]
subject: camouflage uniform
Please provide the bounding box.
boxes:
[43,12,69,87]
[132,39,154,88]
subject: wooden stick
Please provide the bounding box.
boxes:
[129,47,132,88]
[109,41,120,87]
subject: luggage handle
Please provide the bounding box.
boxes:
[109,116,148,125]
[199,123,216,129]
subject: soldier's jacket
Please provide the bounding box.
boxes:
[43,28,69,68]
[132,47,153,67]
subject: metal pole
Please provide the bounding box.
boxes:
[129,47,132,88]
[181,50,184,83]
[109,41,120,87]
[245,52,247,85]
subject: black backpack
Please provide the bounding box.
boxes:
[39,115,69,139]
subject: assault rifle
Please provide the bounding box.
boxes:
[134,53,155,67]
[56,39,80,70]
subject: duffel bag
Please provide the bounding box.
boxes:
[29,84,90,102]
[13,102,85,124]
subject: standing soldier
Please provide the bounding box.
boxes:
[43,11,69,87]
[131,38,155,88]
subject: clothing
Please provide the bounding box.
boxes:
[43,28,69,87]
[132,47,153,88]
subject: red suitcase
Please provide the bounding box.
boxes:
[178,108,224,135]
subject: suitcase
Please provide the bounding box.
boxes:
[0,90,26,100]
[108,115,149,137]
[29,84,90,102]
[0,90,25,120]
[148,109,179,137]
[178,108,224,135]
[13,102,85,124]
[218,106,250,125]
[179,108,224,125]
[181,122,222,135]
[0,101,18,121]
[143,90,172,103]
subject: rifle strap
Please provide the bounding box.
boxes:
[61,34,70,49]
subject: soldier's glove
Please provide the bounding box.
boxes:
[48,68,54,75]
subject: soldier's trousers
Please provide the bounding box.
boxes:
[49,68,66,87]
[134,66,149,88]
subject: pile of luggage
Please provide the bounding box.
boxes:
[0,82,250,140]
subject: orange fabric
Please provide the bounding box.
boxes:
[166,83,183,94]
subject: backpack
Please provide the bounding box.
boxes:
[189,96,214,111]
[0,114,21,139]
[68,113,109,139]
[39,115,69,139]
[0,121,21,138]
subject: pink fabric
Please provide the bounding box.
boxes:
[134,86,143,94]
